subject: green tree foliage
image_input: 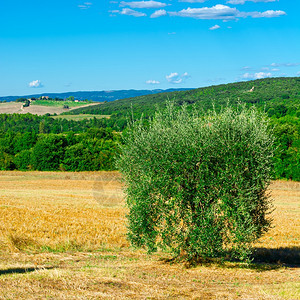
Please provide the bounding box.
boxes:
[23,99,30,107]
[67,96,74,101]
[117,104,275,261]
[13,132,37,153]
[271,116,300,180]
[14,149,33,170]
[31,134,68,171]
[63,129,119,171]
[15,98,28,102]
[0,113,108,134]
[0,127,119,171]
[0,152,15,170]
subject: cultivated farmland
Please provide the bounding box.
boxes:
[0,101,100,116]
[0,172,299,299]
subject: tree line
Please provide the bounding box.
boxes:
[0,128,120,171]
[0,113,109,134]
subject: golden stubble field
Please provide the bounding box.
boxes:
[0,171,299,299]
[0,102,100,115]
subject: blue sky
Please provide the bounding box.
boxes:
[0,0,299,96]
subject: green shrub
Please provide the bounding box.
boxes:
[117,103,275,261]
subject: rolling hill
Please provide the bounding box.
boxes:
[64,77,300,119]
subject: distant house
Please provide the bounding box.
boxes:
[41,96,49,100]
[75,100,79,102]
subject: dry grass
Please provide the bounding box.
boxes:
[0,102,99,115]
[0,171,299,299]
[0,171,127,252]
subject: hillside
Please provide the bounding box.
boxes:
[0,88,191,103]
[65,77,300,120]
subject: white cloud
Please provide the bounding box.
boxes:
[166,72,190,84]
[272,68,280,71]
[120,8,146,16]
[297,71,300,76]
[227,0,277,4]
[270,62,279,67]
[244,10,286,18]
[242,72,272,80]
[242,73,252,79]
[146,80,160,84]
[150,9,167,18]
[169,4,286,20]
[120,1,167,9]
[210,24,220,30]
[255,72,272,79]
[169,5,239,20]
[29,80,43,88]
[166,73,182,84]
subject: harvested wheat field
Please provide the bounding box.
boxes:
[0,171,299,299]
[0,102,99,115]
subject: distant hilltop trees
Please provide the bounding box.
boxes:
[16,98,30,102]
[15,96,88,102]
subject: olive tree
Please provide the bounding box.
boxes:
[117,103,275,261]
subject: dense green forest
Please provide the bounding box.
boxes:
[0,113,109,134]
[0,77,299,179]
[0,127,119,171]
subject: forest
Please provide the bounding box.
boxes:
[0,77,299,180]
[0,123,119,171]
